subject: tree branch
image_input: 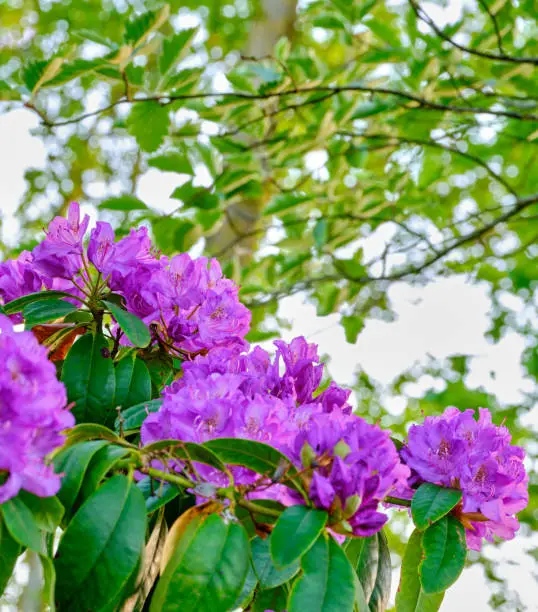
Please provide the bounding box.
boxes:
[26,84,538,130]
[410,0,538,66]
[244,192,538,307]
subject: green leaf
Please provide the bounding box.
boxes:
[252,536,300,589]
[235,499,285,538]
[114,355,152,411]
[0,496,42,552]
[55,475,146,611]
[270,505,328,568]
[170,183,219,210]
[103,300,151,348]
[61,423,123,450]
[368,531,392,612]
[263,194,310,216]
[0,517,22,592]
[46,58,107,86]
[419,516,467,594]
[159,28,198,81]
[137,477,181,513]
[22,298,78,327]
[148,153,193,174]
[18,492,64,533]
[251,585,288,612]
[3,290,79,315]
[99,195,148,211]
[204,438,306,496]
[345,531,391,608]
[396,530,445,612]
[74,29,116,49]
[127,101,170,153]
[77,444,131,502]
[22,59,63,93]
[53,440,110,514]
[116,398,163,434]
[61,333,116,426]
[313,218,329,248]
[411,483,462,531]
[232,561,258,609]
[150,513,250,612]
[342,315,364,343]
[312,14,347,29]
[124,5,169,46]
[288,534,356,612]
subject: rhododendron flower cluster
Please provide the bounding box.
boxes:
[0,203,250,355]
[401,407,528,550]
[141,336,410,536]
[0,315,74,502]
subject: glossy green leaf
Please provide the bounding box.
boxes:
[0,496,42,552]
[368,531,392,612]
[3,290,79,315]
[103,301,151,348]
[0,517,22,592]
[18,492,64,533]
[137,477,181,513]
[396,530,445,612]
[116,398,163,434]
[250,585,288,612]
[419,516,467,594]
[61,333,116,426]
[61,423,123,450]
[345,531,391,608]
[271,505,328,568]
[55,475,146,611]
[53,439,110,514]
[288,534,356,612]
[151,513,250,612]
[77,444,131,502]
[114,355,152,411]
[204,438,306,496]
[252,535,300,589]
[235,498,285,538]
[411,483,462,531]
[22,298,78,327]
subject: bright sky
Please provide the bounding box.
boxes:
[1,98,537,610]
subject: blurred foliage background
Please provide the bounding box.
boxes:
[1,0,538,608]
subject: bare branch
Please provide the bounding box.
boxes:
[410,0,538,66]
[244,192,538,307]
[25,84,538,130]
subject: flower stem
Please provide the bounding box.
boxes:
[384,495,412,507]
[144,467,196,490]
[237,498,282,519]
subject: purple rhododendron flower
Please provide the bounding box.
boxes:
[0,315,74,502]
[1,204,250,357]
[401,407,528,550]
[0,251,44,322]
[32,202,89,279]
[141,337,409,536]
